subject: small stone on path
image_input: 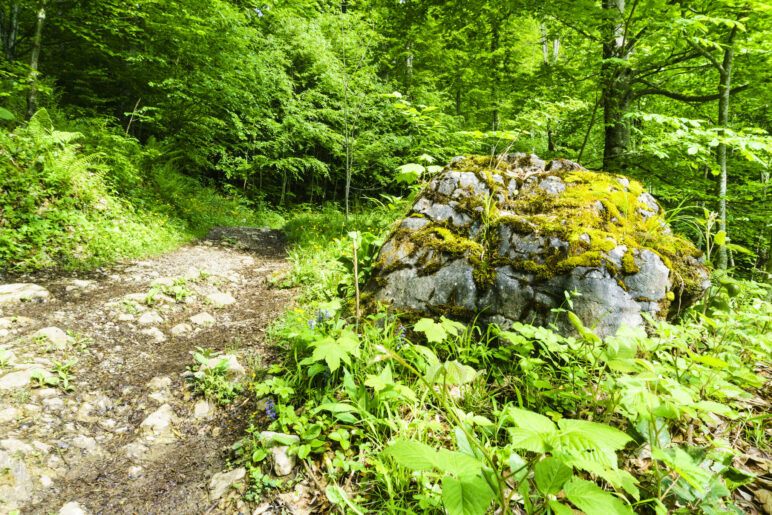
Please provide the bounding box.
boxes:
[190,312,215,326]
[59,501,88,515]
[0,406,19,423]
[203,354,246,381]
[171,323,192,337]
[140,404,177,442]
[193,399,215,419]
[206,292,235,307]
[0,368,48,390]
[0,283,50,305]
[209,467,246,500]
[34,327,70,349]
[140,327,166,343]
[138,312,164,325]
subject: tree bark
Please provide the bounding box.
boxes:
[26,0,47,121]
[1,4,20,62]
[715,40,734,270]
[601,0,632,173]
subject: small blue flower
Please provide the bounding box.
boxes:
[395,325,407,351]
[265,397,276,420]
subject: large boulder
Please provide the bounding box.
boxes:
[366,154,710,337]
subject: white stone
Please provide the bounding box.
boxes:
[59,501,88,515]
[209,467,246,500]
[138,311,164,325]
[0,449,33,510]
[206,292,236,307]
[141,327,166,343]
[0,368,48,390]
[203,354,246,381]
[117,313,135,322]
[0,283,50,305]
[194,399,215,419]
[1,438,33,455]
[34,327,70,349]
[128,465,143,478]
[0,406,19,423]
[190,312,215,326]
[146,376,171,390]
[40,475,54,488]
[140,404,177,442]
[72,435,98,452]
[43,398,65,411]
[171,323,192,337]
[260,432,300,477]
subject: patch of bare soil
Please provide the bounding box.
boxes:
[0,227,296,514]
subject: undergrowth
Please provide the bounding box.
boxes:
[0,109,281,272]
[236,202,771,514]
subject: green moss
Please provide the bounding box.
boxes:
[622,249,640,274]
[369,154,708,319]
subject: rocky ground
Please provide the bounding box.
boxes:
[0,227,302,514]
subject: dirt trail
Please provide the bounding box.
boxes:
[0,228,294,514]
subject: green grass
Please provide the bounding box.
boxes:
[233,202,771,514]
[0,110,284,272]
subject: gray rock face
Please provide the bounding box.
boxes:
[367,153,709,337]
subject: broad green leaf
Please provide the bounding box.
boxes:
[564,478,634,515]
[441,474,495,515]
[506,407,557,433]
[382,440,437,471]
[508,452,529,482]
[534,457,572,494]
[414,318,448,343]
[548,501,574,515]
[0,107,14,121]
[435,448,484,477]
[714,230,727,246]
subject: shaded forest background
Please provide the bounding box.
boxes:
[1,0,770,275]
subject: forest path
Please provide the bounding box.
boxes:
[0,228,294,514]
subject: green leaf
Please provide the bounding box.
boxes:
[414,318,449,343]
[508,452,529,482]
[506,407,557,433]
[0,107,14,121]
[564,478,634,515]
[687,145,700,155]
[308,330,359,372]
[382,440,437,472]
[534,457,573,495]
[548,501,575,515]
[714,230,727,246]
[441,474,495,515]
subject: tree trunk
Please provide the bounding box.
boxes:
[1,4,20,62]
[601,0,632,173]
[715,48,734,270]
[26,0,47,121]
[455,89,461,117]
[490,25,500,132]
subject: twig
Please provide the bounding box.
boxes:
[353,236,360,321]
[125,98,141,135]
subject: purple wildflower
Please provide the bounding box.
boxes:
[265,397,276,420]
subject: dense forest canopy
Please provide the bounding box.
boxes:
[0,0,770,268]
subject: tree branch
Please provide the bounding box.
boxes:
[548,14,600,42]
[685,37,723,73]
[634,82,750,102]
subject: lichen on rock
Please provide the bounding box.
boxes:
[366,153,710,337]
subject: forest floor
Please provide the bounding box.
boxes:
[0,227,300,515]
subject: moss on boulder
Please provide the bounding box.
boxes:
[366,153,710,337]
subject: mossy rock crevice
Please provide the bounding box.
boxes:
[366,153,710,337]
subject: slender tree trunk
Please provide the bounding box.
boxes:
[1,3,20,62]
[490,25,500,132]
[715,47,734,270]
[455,89,461,117]
[601,0,632,172]
[26,0,47,121]
[340,3,352,221]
